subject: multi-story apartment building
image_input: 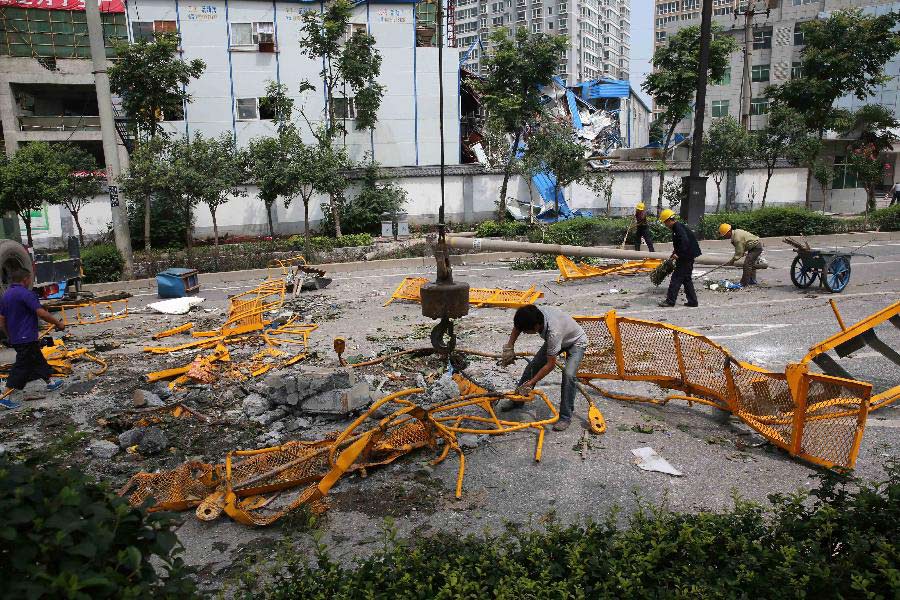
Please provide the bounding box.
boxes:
[652,0,900,134]
[456,0,631,83]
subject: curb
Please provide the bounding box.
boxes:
[84,250,531,293]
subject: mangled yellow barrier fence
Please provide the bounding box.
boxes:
[145,278,317,388]
[574,310,885,469]
[119,375,554,526]
[556,256,662,283]
[385,277,543,308]
[0,338,106,383]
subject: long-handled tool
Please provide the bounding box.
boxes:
[619,223,634,250]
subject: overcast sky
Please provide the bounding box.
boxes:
[630,0,654,107]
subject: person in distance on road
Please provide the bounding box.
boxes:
[633,201,655,252]
[719,223,763,286]
[499,305,588,433]
[658,209,701,308]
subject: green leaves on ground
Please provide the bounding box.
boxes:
[0,452,195,599]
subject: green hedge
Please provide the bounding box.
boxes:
[871,205,900,231]
[474,220,533,238]
[81,244,124,284]
[249,464,900,599]
[697,207,866,240]
[475,218,671,248]
[0,452,195,599]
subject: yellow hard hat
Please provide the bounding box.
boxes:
[718,223,732,237]
[636,202,645,210]
[659,209,675,222]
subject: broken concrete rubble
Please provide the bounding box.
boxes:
[132,389,165,408]
[117,427,144,449]
[137,426,168,455]
[88,439,119,459]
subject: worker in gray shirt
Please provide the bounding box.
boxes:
[500,304,588,431]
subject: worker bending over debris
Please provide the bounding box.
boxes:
[500,305,588,432]
[0,268,65,410]
[634,202,655,252]
[659,209,702,308]
[719,223,762,286]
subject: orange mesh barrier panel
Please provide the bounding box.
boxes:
[576,311,872,469]
[556,256,662,282]
[385,277,543,308]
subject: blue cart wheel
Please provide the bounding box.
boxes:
[790,255,817,288]
[823,256,851,293]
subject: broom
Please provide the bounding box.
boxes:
[649,258,676,286]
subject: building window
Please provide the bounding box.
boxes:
[559,2,567,12]
[548,21,554,29]
[332,97,356,119]
[532,22,542,32]
[492,16,503,26]
[517,10,526,20]
[753,28,772,49]
[230,22,275,48]
[132,20,176,42]
[791,0,815,5]
[532,8,541,18]
[832,156,859,190]
[548,6,553,14]
[793,23,805,45]
[656,31,667,42]
[751,64,770,82]
[791,61,803,79]
[714,66,731,85]
[236,98,260,120]
[750,97,769,116]
[711,99,729,118]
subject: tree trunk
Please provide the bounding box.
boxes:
[657,123,678,212]
[715,179,722,213]
[761,168,773,208]
[22,213,33,248]
[331,195,343,238]
[304,200,311,260]
[804,168,813,209]
[144,195,152,251]
[184,202,193,264]
[554,183,560,216]
[211,208,220,271]
[266,201,276,239]
[73,211,85,246]
[498,129,523,222]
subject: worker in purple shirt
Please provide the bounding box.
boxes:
[0,267,65,410]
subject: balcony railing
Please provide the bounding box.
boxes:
[19,115,101,131]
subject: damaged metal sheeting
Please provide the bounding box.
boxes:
[385,277,543,308]
[556,256,662,282]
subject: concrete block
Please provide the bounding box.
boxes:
[301,382,374,415]
[242,393,269,416]
[133,389,164,408]
[138,427,168,455]
[117,428,144,449]
[88,439,119,459]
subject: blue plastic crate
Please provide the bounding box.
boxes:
[156,268,200,298]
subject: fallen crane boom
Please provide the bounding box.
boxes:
[446,235,765,269]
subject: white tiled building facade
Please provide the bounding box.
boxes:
[456,0,631,83]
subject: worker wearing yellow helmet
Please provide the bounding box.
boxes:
[718,223,763,286]
[659,209,702,308]
[633,201,655,252]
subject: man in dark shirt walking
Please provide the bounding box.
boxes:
[0,268,65,409]
[658,209,702,308]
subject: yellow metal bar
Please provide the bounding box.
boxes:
[829,299,847,331]
[802,300,900,364]
[153,322,194,340]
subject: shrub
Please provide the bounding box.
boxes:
[527,217,672,247]
[698,207,847,239]
[81,244,124,283]
[0,452,196,599]
[474,220,533,238]
[303,233,373,251]
[248,463,900,599]
[319,163,408,236]
[871,204,900,231]
[127,193,191,250]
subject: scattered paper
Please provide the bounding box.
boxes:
[148,297,205,315]
[631,447,683,476]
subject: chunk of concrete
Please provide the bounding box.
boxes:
[88,439,119,459]
[301,382,374,415]
[138,427,168,455]
[242,393,269,417]
[132,389,164,408]
[117,428,144,449]
[295,367,355,397]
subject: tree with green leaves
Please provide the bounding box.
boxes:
[842,104,900,212]
[165,137,210,259]
[753,105,809,208]
[523,118,587,216]
[478,28,568,221]
[581,168,614,215]
[119,137,177,249]
[110,32,205,250]
[293,0,383,236]
[54,144,103,246]
[248,135,290,240]
[643,25,737,211]
[701,116,755,212]
[0,142,70,247]
[185,133,248,263]
[767,9,900,207]
[312,137,353,237]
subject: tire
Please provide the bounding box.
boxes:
[790,255,817,289]
[823,256,851,293]
[0,239,32,294]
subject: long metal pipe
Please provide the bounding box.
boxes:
[445,235,765,269]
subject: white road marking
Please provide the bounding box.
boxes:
[684,323,793,340]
